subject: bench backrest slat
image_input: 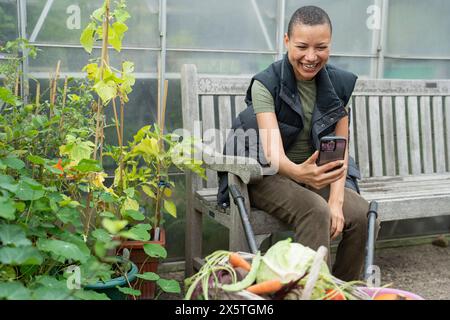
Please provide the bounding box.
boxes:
[181,64,450,188]
[368,96,383,177]
[354,96,370,178]
[433,97,446,173]
[381,96,396,176]
[446,97,450,171]
[394,96,409,175]
[407,96,422,175]
[201,95,219,188]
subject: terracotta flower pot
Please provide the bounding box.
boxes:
[118,228,166,299]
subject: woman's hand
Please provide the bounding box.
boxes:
[294,151,346,189]
[328,202,345,240]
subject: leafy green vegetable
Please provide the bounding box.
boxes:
[255,238,330,284]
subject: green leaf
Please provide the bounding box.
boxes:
[0,177,17,193]
[119,224,150,241]
[163,200,177,218]
[113,7,131,23]
[0,282,32,300]
[143,243,167,259]
[123,187,135,198]
[93,80,117,105]
[0,246,43,265]
[57,207,83,230]
[73,159,103,172]
[157,278,181,294]
[2,156,25,170]
[117,286,140,296]
[0,197,16,220]
[0,224,31,246]
[108,22,126,52]
[122,209,145,221]
[74,289,110,300]
[37,239,89,263]
[31,286,72,300]
[0,87,21,106]
[136,272,159,281]
[92,228,112,242]
[99,192,115,203]
[15,180,45,201]
[101,218,128,234]
[141,185,156,199]
[99,211,115,218]
[120,197,139,215]
[92,6,105,21]
[80,22,96,53]
[27,154,46,165]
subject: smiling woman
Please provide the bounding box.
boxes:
[218,5,378,283]
[284,7,332,81]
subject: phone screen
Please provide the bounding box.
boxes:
[316,137,346,166]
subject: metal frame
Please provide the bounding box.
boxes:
[12,1,450,91]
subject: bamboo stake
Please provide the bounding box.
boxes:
[59,76,69,130]
[35,80,40,113]
[50,60,61,105]
[14,73,19,96]
[87,0,110,236]
[112,98,123,147]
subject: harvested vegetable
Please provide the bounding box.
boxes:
[324,289,346,300]
[221,252,261,292]
[246,279,283,295]
[229,252,252,271]
[256,238,330,284]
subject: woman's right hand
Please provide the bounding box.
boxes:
[294,151,346,189]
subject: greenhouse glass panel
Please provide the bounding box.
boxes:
[386,0,450,58]
[285,0,376,55]
[26,0,160,47]
[167,0,278,51]
[166,51,275,75]
[0,0,18,43]
[328,56,372,78]
[29,46,158,75]
[384,58,450,79]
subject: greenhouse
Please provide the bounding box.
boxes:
[0,0,449,302]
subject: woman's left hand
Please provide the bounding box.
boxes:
[328,202,345,240]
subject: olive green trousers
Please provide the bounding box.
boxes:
[248,174,380,282]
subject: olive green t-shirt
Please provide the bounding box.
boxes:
[251,79,316,164]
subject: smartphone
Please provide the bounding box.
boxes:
[316,136,347,167]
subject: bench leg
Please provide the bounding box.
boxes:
[185,206,202,277]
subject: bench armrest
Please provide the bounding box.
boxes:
[205,152,263,184]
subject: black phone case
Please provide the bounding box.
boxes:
[316,136,347,166]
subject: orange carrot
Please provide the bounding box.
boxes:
[246,279,283,295]
[228,252,251,272]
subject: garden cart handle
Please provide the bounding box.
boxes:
[229,184,258,254]
[364,201,379,282]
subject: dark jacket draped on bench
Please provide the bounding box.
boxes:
[217,54,361,207]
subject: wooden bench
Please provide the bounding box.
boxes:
[181,63,450,276]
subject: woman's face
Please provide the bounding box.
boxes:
[284,23,331,81]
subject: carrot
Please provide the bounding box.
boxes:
[246,279,283,295]
[228,252,251,272]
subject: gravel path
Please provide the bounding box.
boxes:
[374,243,450,300]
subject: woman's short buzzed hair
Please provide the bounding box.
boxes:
[287,6,332,36]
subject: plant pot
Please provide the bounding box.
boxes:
[118,228,166,300]
[85,261,138,300]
